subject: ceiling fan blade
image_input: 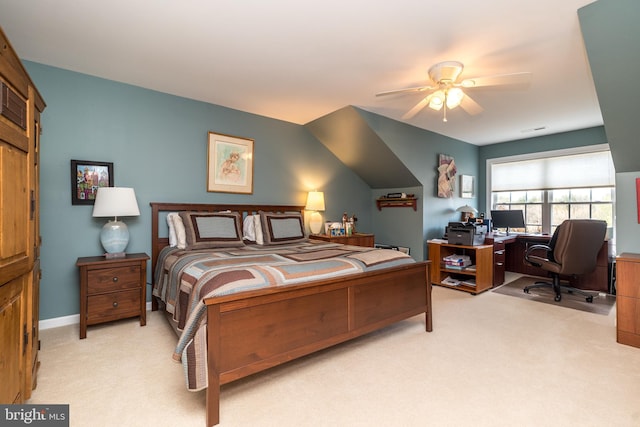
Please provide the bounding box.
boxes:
[460,71,531,88]
[402,95,431,120]
[459,93,483,115]
[375,85,435,97]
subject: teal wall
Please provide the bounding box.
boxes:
[25,54,637,321]
[25,62,373,321]
[358,109,480,259]
[579,0,640,254]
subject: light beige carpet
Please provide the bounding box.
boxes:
[492,276,615,315]
[28,285,640,426]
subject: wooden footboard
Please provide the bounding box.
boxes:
[204,261,431,426]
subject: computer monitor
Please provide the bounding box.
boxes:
[490,209,525,234]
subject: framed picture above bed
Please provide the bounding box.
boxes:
[70,159,113,205]
[207,131,254,194]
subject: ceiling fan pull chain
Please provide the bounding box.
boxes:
[443,103,448,122]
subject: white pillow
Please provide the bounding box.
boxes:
[253,214,264,245]
[167,213,178,247]
[172,213,187,249]
[243,214,256,241]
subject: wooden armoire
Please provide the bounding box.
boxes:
[0,26,46,403]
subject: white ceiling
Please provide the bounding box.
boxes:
[0,0,603,146]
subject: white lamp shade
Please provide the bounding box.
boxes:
[456,204,478,214]
[92,187,140,218]
[305,191,325,211]
[92,187,140,255]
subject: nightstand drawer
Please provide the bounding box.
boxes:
[87,265,140,294]
[87,289,140,323]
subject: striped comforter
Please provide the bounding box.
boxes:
[152,239,415,391]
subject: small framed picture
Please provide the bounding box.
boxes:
[71,160,113,205]
[330,228,345,237]
[460,175,475,198]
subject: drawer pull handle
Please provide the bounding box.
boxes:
[112,277,118,282]
[113,301,119,308]
[496,262,504,266]
[495,250,505,255]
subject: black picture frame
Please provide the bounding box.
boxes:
[70,160,114,205]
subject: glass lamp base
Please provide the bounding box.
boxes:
[309,212,323,234]
[100,220,130,255]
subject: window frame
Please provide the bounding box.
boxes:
[486,144,615,235]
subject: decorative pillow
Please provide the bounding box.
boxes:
[243,214,256,241]
[167,213,178,247]
[178,211,245,250]
[253,214,264,245]
[259,211,307,245]
[172,213,187,249]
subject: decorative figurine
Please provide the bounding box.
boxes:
[350,214,358,233]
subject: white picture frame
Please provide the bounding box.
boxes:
[460,175,474,198]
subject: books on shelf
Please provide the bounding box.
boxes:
[461,278,476,287]
[443,254,471,268]
[444,264,476,271]
[441,276,476,288]
[441,276,461,286]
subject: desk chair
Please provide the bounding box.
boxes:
[523,219,607,302]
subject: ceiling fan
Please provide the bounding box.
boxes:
[376,61,531,122]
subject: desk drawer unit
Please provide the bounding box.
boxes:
[493,241,506,286]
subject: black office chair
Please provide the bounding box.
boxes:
[523,219,607,303]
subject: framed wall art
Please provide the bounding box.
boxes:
[207,131,254,194]
[460,175,475,198]
[437,154,456,198]
[70,159,113,205]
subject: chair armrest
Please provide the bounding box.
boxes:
[524,244,552,266]
[525,244,551,255]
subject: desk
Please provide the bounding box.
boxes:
[484,233,610,292]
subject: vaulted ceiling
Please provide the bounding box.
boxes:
[0,0,603,146]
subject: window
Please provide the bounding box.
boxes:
[488,146,615,235]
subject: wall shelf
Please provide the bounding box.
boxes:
[376,197,417,211]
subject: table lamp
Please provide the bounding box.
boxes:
[92,187,140,258]
[456,204,477,222]
[305,191,325,234]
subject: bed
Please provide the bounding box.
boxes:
[150,202,432,426]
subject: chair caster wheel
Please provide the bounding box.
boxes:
[524,288,530,294]
[586,296,593,303]
[554,294,562,302]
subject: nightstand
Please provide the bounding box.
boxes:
[76,253,149,339]
[309,232,375,247]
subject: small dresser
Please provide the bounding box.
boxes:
[615,253,640,348]
[76,253,149,339]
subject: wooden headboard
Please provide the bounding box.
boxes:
[149,202,306,273]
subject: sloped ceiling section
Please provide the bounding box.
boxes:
[579,0,640,173]
[305,106,421,189]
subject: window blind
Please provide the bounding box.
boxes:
[491,150,615,192]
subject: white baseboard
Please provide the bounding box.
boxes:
[39,301,153,331]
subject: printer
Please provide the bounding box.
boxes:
[447,222,487,246]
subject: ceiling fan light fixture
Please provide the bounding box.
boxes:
[428,91,444,110]
[446,87,464,109]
